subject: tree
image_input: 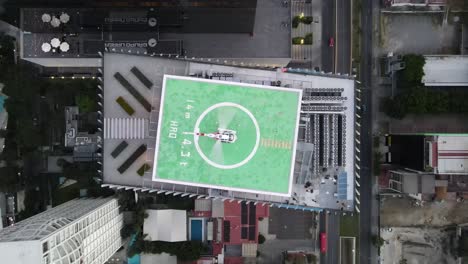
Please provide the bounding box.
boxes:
[400,54,425,87]
[258,234,266,244]
[0,165,19,192]
[304,33,313,45]
[371,235,385,248]
[0,34,15,67]
[75,94,96,113]
[447,0,468,10]
[292,16,301,28]
[382,97,407,119]
[120,225,135,239]
[292,37,304,45]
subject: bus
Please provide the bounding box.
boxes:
[320,232,327,253]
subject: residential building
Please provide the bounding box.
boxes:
[19,0,291,69]
[0,198,123,264]
[100,52,357,212]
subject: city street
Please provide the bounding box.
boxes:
[335,0,352,74]
[358,0,378,263]
[319,0,353,263]
[319,212,340,264]
[321,0,335,73]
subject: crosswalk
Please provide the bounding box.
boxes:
[104,118,148,139]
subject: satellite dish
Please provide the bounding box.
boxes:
[42,13,51,23]
[51,38,61,48]
[41,42,51,52]
[148,17,157,27]
[148,38,157,47]
[51,16,61,27]
[60,42,70,52]
[60,13,70,23]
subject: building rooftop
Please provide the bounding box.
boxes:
[101,53,356,211]
[434,136,468,175]
[152,75,301,196]
[20,0,290,68]
[422,55,468,87]
[143,210,187,242]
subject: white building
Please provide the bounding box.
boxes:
[422,55,468,87]
[143,210,187,242]
[0,198,123,264]
[427,136,468,175]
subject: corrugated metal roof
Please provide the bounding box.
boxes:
[195,199,212,212]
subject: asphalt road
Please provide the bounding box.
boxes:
[335,0,351,74]
[358,0,375,263]
[321,0,335,73]
[319,211,340,264]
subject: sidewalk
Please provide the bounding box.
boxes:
[371,0,384,263]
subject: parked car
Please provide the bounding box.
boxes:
[329,37,335,47]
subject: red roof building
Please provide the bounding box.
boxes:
[188,199,269,263]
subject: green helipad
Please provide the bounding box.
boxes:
[152,75,302,196]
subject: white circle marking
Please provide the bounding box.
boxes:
[193,102,260,169]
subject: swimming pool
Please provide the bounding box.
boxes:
[190,219,203,241]
[127,234,140,264]
[0,95,5,112]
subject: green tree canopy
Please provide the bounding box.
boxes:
[400,54,426,87]
[76,94,96,113]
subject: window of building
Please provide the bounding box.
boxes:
[42,242,49,253]
[43,254,50,264]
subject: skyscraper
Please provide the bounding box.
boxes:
[0,197,123,264]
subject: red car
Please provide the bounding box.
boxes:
[320,232,327,253]
[329,37,335,47]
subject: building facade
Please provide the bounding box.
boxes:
[0,198,123,264]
